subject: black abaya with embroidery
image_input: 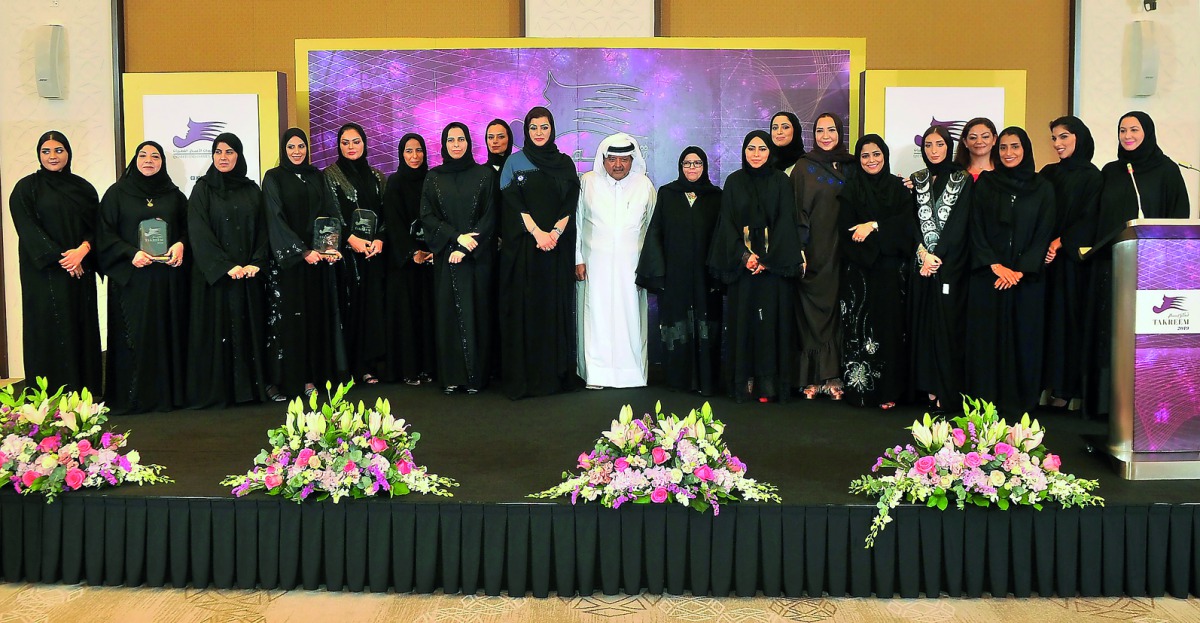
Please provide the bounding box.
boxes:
[636,147,723,396]
[837,137,914,407]
[9,156,102,394]
[186,161,270,408]
[965,152,1057,416]
[909,165,972,405]
[420,136,496,391]
[262,140,347,397]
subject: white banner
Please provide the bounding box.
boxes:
[142,93,261,195]
[1136,290,1198,334]
[883,86,1006,178]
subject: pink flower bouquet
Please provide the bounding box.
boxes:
[849,396,1103,547]
[221,382,457,503]
[529,402,780,514]
[0,377,170,502]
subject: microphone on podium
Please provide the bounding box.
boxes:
[1127,163,1145,219]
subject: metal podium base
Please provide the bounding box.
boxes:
[1106,446,1200,480]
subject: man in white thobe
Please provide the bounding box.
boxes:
[575,133,656,388]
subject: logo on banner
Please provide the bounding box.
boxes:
[912,117,968,147]
[173,118,226,148]
[1137,290,1195,333]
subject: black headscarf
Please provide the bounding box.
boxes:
[1115,111,1168,171]
[741,131,776,177]
[437,122,478,173]
[279,127,318,174]
[484,119,513,170]
[203,132,253,192]
[119,140,178,197]
[843,134,911,217]
[34,131,98,207]
[803,112,854,165]
[921,126,959,177]
[663,146,719,195]
[769,111,804,171]
[520,106,577,181]
[335,122,375,187]
[991,126,1038,187]
[853,134,892,181]
[395,133,428,179]
[1049,116,1096,172]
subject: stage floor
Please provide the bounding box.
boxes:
[111,383,1200,506]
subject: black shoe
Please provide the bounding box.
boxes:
[443,385,458,395]
[466,388,479,395]
[266,386,288,402]
[403,377,421,386]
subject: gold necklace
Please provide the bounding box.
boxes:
[146,198,154,207]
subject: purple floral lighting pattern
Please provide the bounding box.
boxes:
[307,47,851,185]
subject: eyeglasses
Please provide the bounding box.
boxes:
[681,161,704,168]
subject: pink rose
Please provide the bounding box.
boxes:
[614,457,630,472]
[296,449,314,465]
[914,455,937,475]
[21,471,38,487]
[652,447,669,465]
[76,439,93,455]
[994,442,1014,458]
[369,437,388,453]
[951,428,966,448]
[964,452,982,469]
[1043,454,1062,472]
[650,487,669,503]
[38,436,61,453]
[65,468,85,490]
[0,452,7,466]
[264,474,284,489]
[343,461,358,473]
[693,465,715,482]
[397,461,413,475]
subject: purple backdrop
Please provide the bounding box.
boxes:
[307,46,851,185]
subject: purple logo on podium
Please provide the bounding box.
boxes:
[1152,295,1187,314]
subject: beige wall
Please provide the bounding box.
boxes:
[1076,0,1200,215]
[1,0,118,378]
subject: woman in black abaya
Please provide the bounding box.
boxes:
[1086,111,1190,416]
[326,123,389,385]
[909,126,972,410]
[420,122,496,394]
[965,127,1057,416]
[837,135,914,409]
[636,146,724,396]
[383,133,437,386]
[769,111,804,175]
[98,140,189,413]
[498,106,583,399]
[9,131,102,393]
[186,133,271,408]
[263,128,347,399]
[1038,117,1102,410]
[791,112,854,399]
[709,131,806,403]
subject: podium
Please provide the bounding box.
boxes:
[1108,219,1200,479]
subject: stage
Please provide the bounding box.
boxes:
[2,383,1198,598]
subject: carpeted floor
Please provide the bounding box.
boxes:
[106,381,1199,506]
[2,582,1199,622]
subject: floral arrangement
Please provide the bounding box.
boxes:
[0,377,171,502]
[530,402,781,513]
[849,396,1104,547]
[222,382,457,503]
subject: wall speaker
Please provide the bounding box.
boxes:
[1126,20,1158,97]
[35,24,66,99]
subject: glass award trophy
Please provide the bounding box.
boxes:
[350,209,378,240]
[138,218,170,261]
[313,217,341,256]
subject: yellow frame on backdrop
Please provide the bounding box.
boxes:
[294,37,867,143]
[121,72,287,176]
[861,70,1027,136]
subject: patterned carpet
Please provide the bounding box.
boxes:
[2,583,1199,623]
